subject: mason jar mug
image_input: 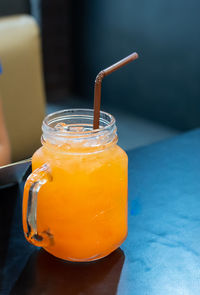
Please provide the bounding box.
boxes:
[23,109,128,262]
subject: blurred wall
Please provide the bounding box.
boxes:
[41,0,74,100]
[78,0,200,130]
[0,0,30,16]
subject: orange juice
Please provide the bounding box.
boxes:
[23,109,128,261]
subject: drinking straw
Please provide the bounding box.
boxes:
[93,52,139,129]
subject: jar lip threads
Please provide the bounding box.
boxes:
[41,109,118,152]
[43,108,116,136]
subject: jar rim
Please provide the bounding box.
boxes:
[42,108,116,139]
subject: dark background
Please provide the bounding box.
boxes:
[1,0,200,133]
[43,0,200,131]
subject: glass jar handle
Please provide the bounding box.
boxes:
[23,163,53,247]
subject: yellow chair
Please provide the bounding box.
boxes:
[0,15,45,162]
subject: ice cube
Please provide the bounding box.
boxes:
[55,123,86,132]
[55,122,68,130]
[67,126,84,132]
